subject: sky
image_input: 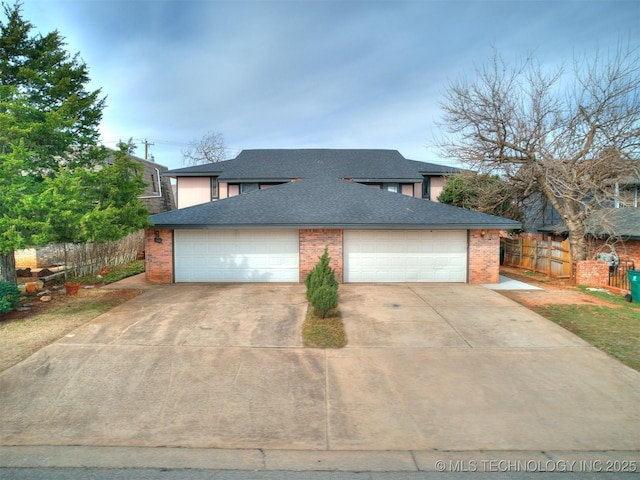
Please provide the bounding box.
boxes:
[18,0,640,170]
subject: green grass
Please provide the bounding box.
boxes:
[536,303,640,372]
[579,285,633,307]
[302,307,348,348]
[70,260,145,285]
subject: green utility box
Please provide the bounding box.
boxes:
[628,270,640,303]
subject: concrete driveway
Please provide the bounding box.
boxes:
[0,282,639,452]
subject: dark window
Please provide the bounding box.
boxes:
[240,183,259,194]
[211,177,218,199]
[383,183,399,193]
[422,176,432,200]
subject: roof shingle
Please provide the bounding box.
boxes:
[150,177,522,230]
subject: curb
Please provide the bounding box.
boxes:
[1,446,639,473]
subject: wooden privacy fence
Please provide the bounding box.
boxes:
[502,237,573,278]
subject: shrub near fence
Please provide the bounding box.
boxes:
[502,237,572,278]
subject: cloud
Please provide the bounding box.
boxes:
[18,0,640,169]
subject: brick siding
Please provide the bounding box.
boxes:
[576,260,610,288]
[299,229,344,283]
[144,227,502,285]
[145,228,173,283]
[468,229,500,284]
[587,238,640,268]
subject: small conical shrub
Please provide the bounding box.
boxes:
[309,282,338,318]
[305,246,339,317]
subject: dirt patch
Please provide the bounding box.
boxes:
[0,286,143,373]
[498,266,625,308]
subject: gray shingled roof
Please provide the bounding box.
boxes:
[219,149,422,182]
[539,208,640,239]
[150,177,522,230]
[163,159,230,176]
[405,158,462,175]
[164,149,441,182]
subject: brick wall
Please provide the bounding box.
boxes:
[299,229,344,283]
[576,260,610,288]
[145,228,174,283]
[468,229,500,284]
[14,248,38,269]
[587,238,640,267]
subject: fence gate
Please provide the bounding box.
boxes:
[609,260,635,291]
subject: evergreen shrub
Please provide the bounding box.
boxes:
[0,281,21,315]
[305,246,339,318]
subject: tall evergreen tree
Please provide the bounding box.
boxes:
[0,2,105,169]
[0,2,106,283]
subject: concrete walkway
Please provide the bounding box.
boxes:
[482,274,543,290]
[0,282,638,470]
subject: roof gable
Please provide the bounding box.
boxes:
[150,177,521,230]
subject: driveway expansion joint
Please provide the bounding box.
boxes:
[1,284,638,456]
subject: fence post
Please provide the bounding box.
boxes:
[546,240,552,276]
[519,237,523,268]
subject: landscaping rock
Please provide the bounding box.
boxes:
[37,268,55,277]
[39,295,52,302]
[16,268,32,277]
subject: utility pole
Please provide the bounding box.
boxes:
[142,139,154,161]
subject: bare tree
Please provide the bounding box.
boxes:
[436,46,640,262]
[182,131,226,165]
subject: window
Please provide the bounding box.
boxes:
[211,177,218,200]
[240,183,258,194]
[422,176,431,200]
[383,183,399,193]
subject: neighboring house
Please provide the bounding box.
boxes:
[105,151,176,215]
[146,149,520,285]
[533,173,640,268]
[613,174,639,208]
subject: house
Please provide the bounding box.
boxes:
[146,149,520,284]
[105,151,176,215]
[534,173,640,265]
[166,149,459,208]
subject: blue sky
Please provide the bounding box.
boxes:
[19,0,640,170]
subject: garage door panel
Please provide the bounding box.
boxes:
[174,230,299,282]
[344,230,467,283]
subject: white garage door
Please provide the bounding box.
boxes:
[344,230,467,282]
[174,230,299,282]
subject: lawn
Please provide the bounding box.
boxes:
[0,260,145,373]
[302,308,348,349]
[536,298,640,372]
